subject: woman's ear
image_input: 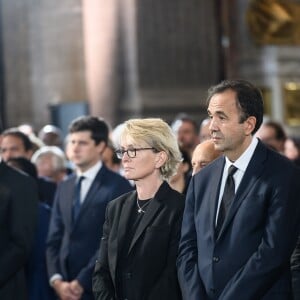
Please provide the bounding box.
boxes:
[155,151,168,168]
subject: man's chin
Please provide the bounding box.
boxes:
[214,143,224,152]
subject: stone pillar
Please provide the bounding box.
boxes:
[1,0,87,129]
[82,0,120,126]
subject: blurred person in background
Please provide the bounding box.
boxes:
[18,123,45,152]
[38,124,64,148]
[255,120,287,153]
[198,117,211,142]
[102,139,122,174]
[1,128,35,161]
[284,136,300,166]
[169,148,192,194]
[171,113,200,160]
[191,140,222,176]
[31,145,69,183]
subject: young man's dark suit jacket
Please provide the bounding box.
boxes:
[93,181,185,300]
[177,140,300,300]
[0,161,38,299]
[46,164,132,300]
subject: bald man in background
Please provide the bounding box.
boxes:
[191,140,222,176]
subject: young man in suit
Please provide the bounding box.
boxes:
[46,116,132,300]
[0,150,38,299]
[177,79,300,300]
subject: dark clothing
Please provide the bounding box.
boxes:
[46,164,133,300]
[0,162,38,299]
[177,141,300,300]
[93,181,185,300]
[116,204,146,299]
[26,203,55,300]
[37,177,57,206]
[291,235,300,300]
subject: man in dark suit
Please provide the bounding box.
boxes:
[46,116,132,300]
[1,128,57,206]
[0,159,38,299]
[177,79,300,300]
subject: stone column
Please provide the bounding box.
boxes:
[1,0,87,129]
[82,0,120,126]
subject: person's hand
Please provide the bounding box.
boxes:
[69,280,84,299]
[52,279,81,300]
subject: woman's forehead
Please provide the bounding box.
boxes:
[120,136,145,147]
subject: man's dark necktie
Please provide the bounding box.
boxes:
[215,165,237,237]
[73,176,85,222]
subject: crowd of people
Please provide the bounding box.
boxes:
[0,79,300,300]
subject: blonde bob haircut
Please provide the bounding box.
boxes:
[120,118,182,180]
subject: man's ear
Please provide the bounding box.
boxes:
[97,141,107,154]
[244,116,256,136]
[26,149,34,160]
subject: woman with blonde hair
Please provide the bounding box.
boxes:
[93,118,184,300]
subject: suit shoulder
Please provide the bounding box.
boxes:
[162,183,186,209]
[169,187,185,201]
[104,167,128,181]
[265,146,297,171]
[103,168,133,189]
[107,190,136,209]
[2,163,37,186]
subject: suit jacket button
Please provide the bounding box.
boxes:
[125,272,132,279]
[213,256,220,262]
[210,288,216,293]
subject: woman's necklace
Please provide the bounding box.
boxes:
[136,198,152,213]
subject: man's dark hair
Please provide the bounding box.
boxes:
[2,128,33,151]
[207,79,264,135]
[69,116,109,145]
[264,120,287,141]
[171,113,199,134]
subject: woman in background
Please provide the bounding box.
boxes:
[284,136,300,166]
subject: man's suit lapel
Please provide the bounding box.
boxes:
[217,141,267,239]
[209,157,225,241]
[73,166,106,227]
[67,175,76,227]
